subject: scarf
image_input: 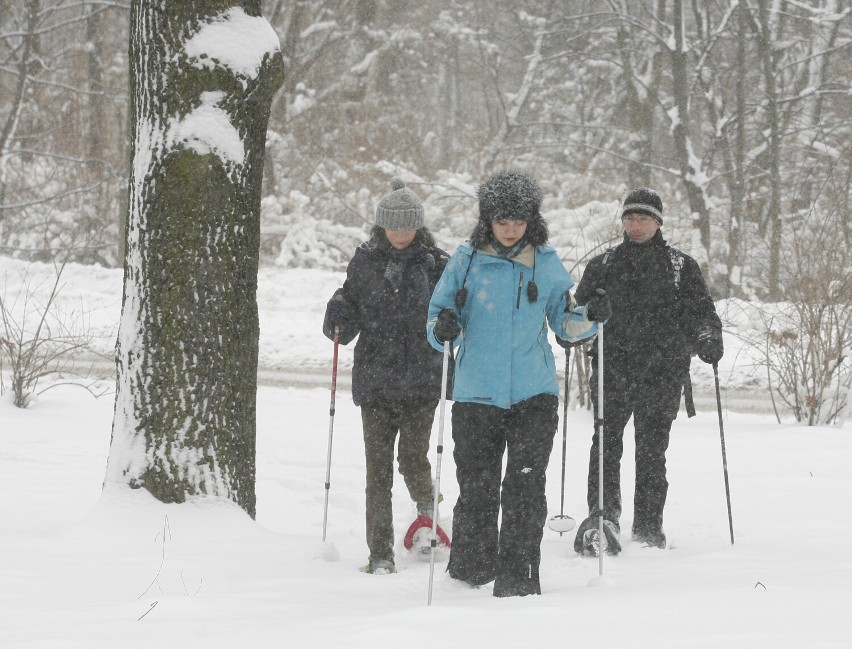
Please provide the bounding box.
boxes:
[489,234,528,259]
[383,243,422,290]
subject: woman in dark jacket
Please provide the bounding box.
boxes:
[323,177,450,575]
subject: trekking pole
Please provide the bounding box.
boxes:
[596,322,606,577]
[427,340,451,606]
[548,350,575,534]
[321,326,340,542]
[714,362,735,545]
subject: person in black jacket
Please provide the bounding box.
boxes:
[571,187,723,555]
[323,177,450,575]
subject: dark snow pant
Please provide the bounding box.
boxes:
[586,354,688,537]
[447,394,558,597]
[361,397,438,563]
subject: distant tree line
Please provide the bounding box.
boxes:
[1,0,850,301]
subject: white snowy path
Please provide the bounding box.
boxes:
[1,382,850,648]
[1,257,849,646]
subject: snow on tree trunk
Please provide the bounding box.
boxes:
[105,1,283,518]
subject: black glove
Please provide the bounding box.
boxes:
[325,291,353,329]
[585,288,612,322]
[696,326,724,365]
[434,308,461,343]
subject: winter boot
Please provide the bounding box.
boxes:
[493,570,541,598]
[416,502,433,520]
[359,558,396,575]
[632,527,667,549]
[583,529,601,557]
[416,492,444,520]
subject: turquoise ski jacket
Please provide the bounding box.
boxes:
[427,242,597,409]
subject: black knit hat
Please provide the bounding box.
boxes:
[622,187,663,225]
[469,171,549,248]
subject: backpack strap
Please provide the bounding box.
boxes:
[663,246,694,414]
[667,246,685,290]
[600,247,617,287]
[682,371,696,417]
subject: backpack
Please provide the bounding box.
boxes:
[596,244,696,417]
[600,245,685,290]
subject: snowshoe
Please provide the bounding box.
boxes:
[403,515,451,559]
[583,529,601,557]
[574,517,622,556]
[359,558,396,575]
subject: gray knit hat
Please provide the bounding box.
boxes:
[622,187,663,225]
[375,177,424,231]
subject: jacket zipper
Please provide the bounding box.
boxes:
[516,271,524,309]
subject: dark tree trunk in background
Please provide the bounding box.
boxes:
[0,0,39,244]
[105,0,284,518]
[669,0,711,256]
[754,0,782,301]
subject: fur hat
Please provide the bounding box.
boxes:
[375,177,424,231]
[469,170,549,248]
[622,187,663,225]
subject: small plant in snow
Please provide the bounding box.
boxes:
[758,303,851,426]
[0,262,110,408]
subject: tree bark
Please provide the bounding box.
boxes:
[0,0,39,245]
[669,0,711,256]
[106,0,284,518]
[756,0,782,301]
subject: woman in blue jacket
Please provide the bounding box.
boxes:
[426,171,607,597]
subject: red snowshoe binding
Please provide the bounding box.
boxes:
[403,515,451,557]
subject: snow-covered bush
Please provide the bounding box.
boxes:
[755,302,850,426]
[0,263,109,408]
[724,201,852,426]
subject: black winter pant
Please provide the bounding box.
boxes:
[447,394,558,597]
[587,354,689,535]
[361,398,438,563]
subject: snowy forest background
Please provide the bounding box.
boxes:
[1,0,850,424]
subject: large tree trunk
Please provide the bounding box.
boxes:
[105,1,283,518]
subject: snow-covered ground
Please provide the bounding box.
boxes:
[1,257,850,648]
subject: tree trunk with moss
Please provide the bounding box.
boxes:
[105,0,283,518]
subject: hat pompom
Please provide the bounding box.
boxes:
[390,177,406,191]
